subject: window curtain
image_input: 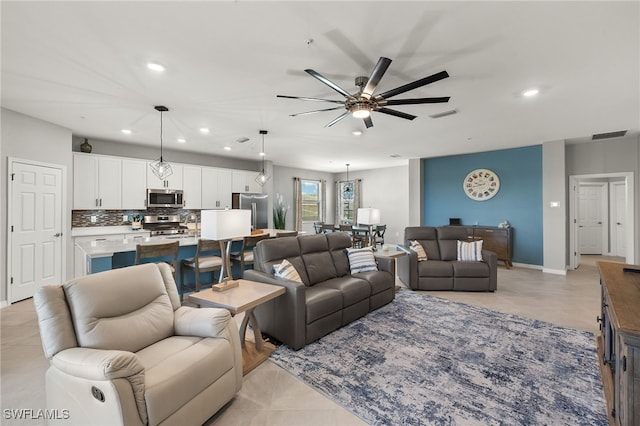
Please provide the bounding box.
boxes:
[354,179,362,222]
[320,179,326,222]
[293,177,302,231]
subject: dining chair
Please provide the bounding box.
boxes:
[321,223,335,233]
[313,222,324,234]
[375,224,387,248]
[179,238,223,300]
[230,233,271,277]
[135,240,180,278]
[275,230,298,237]
[351,225,370,248]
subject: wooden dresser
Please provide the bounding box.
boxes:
[463,226,513,268]
[597,261,640,425]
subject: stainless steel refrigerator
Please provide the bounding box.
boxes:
[232,193,269,230]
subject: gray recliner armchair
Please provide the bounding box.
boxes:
[34,263,242,426]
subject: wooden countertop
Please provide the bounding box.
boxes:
[598,261,640,335]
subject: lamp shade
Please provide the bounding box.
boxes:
[357,208,381,225]
[201,209,251,241]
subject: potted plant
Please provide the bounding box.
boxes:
[273,193,288,230]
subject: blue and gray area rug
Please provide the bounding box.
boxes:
[270,290,607,425]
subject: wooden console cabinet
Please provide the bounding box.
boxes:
[463,226,513,268]
[598,261,640,425]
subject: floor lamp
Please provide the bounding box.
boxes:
[201,209,251,291]
[357,208,381,250]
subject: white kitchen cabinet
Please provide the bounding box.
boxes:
[182,165,202,209]
[202,167,233,209]
[232,170,262,194]
[147,163,183,190]
[121,158,148,209]
[73,153,122,209]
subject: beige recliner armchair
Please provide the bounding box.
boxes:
[34,263,242,426]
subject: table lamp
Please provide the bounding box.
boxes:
[357,208,381,250]
[201,209,251,291]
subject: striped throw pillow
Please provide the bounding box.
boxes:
[273,259,302,283]
[409,240,428,261]
[457,240,483,262]
[347,247,378,273]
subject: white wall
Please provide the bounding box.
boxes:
[1,108,74,303]
[566,136,640,264]
[334,165,409,245]
[542,140,567,274]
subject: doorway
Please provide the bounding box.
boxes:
[7,158,66,303]
[569,172,634,269]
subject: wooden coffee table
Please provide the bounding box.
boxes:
[188,279,285,375]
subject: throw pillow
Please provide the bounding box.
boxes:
[457,240,483,262]
[346,247,378,273]
[273,259,302,283]
[409,240,428,261]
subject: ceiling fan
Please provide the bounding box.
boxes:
[277,56,450,128]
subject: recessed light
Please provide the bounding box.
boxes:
[177,138,186,143]
[259,152,265,157]
[121,129,132,135]
[224,146,231,151]
[147,62,165,72]
[523,88,539,97]
[352,130,363,136]
[200,128,210,134]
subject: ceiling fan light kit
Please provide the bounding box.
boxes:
[150,105,173,180]
[277,56,450,128]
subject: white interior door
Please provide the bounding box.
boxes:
[578,184,605,255]
[611,182,626,256]
[9,160,63,303]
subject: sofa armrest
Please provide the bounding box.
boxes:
[374,256,395,276]
[397,245,418,289]
[52,347,147,424]
[482,249,498,291]
[174,306,232,338]
[243,269,308,350]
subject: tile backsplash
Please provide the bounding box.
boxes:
[72,209,201,228]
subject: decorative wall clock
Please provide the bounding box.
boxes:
[463,169,500,201]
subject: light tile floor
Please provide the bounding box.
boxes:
[1,255,624,425]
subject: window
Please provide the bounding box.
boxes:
[301,179,321,222]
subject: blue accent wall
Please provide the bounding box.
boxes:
[423,145,543,265]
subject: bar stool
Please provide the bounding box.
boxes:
[230,233,271,278]
[134,240,180,278]
[180,239,223,300]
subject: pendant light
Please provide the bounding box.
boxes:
[150,105,173,180]
[344,163,352,193]
[255,130,270,186]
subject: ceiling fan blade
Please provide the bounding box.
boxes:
[325,112,349,127]
[277,95,344,104]
[363,116,374,128]
[384,97,450,106]
[361,57,392,99]
[375,70,449,100]
[290,107,344,117]
[376,107,417,120]
[305,69,352,98]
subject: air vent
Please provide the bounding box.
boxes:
[592,130,627,140]
[236,137,250,143]
[390,154,401,158]
[429,109,457,119]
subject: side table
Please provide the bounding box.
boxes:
[188,279,285,375]
[375,245,408,290]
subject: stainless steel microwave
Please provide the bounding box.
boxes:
[146,189,184,208]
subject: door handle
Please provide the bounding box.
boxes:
[579,225,584,228]
[54,232,63,237]
[597,221,602,224]
[617,222,622,225]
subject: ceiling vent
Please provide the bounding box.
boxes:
[592,130,627,140]
[236,137,250,143]
[429,109,457,119]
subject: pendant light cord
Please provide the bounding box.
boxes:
[159,110,164,161]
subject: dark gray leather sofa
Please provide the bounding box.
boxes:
[397,226,497,292]
[244,232,395,350]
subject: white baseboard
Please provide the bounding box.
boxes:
[0,300,9,309]
[511,262,542,271]
[542,267,567,276]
